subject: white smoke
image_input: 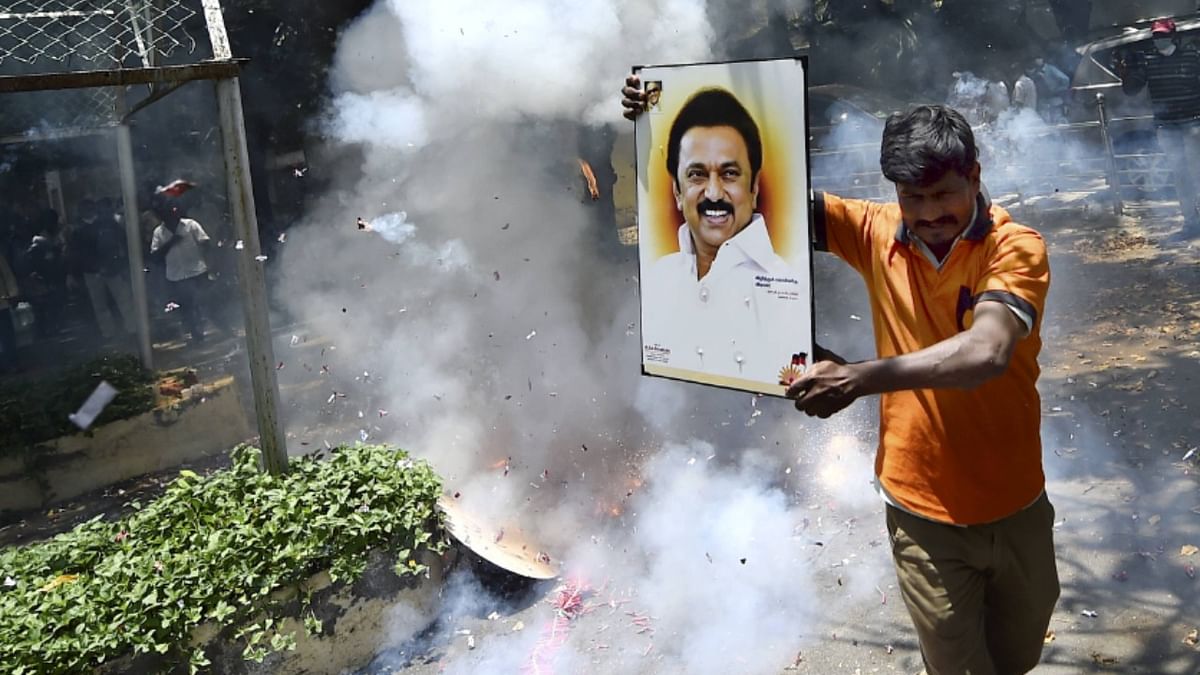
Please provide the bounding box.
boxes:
[329,0,713,145]
[275,1,893,672]
[618,441,818,674]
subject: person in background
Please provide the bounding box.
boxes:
[149,200,213,343]
[68,199,136,342]
[982,68,1010,125]
[24,208,67,338]
[1011,61,1039,112]
[1116,17,1200,243]
[1027,56,1070,123]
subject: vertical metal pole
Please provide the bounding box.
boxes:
[115,95,154,369]
[1096,93,1124,216]
[215,76,288,474]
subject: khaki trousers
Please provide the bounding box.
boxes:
[887,492,1060,675]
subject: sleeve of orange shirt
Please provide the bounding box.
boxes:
[972,227,1050,333]
[812,191,877,276]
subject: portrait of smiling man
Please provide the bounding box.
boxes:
[641,86,806,388]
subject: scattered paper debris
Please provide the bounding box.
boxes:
[3,576,15,587]
[849,314,862,321]
[290,335,300,347]
[487,612,500,621]
[1182,545,1199,557]
[255,255,268,262]
[164,302,180,313]
[68,381,118,430]
[1184,628,1199,648]
[277,232,287,243]
[154,179,196,196]
[1081,609,1098,618]
[526,330,537,340]
[234,240,245,250]
[512,621,524,632]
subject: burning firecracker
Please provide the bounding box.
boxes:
[578,159,600,200]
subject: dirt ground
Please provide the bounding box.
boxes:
[358,196,1200,675]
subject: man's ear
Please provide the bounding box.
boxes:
[673,179,684,212]
[751,172,762,209]
[969,161,982,193]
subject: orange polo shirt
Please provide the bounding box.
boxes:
[814,191,1051,525]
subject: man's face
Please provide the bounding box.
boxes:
[895,163,980,249]
[673,125,759,253]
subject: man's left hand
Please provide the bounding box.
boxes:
[786,360,862,418]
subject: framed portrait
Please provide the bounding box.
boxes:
[634,57,814,396]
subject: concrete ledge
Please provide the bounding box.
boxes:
[0,379,253,513]
[96,548,445,674]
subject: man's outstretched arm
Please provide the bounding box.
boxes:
[786,301,1024,418]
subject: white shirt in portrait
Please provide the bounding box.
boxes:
[641,214,808,387]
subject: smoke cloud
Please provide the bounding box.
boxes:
[271,0,894,671]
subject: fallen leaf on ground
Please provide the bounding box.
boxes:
[1184,628,1199,648]
[1044,630,1056,644]
[38,574,79,592]
[1182,544,1198,556]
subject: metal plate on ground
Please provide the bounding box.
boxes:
[437,495,558,580]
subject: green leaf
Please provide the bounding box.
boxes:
[0,443,443,672]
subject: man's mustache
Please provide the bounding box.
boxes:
[914,216,959,229]
[698,199,735,214]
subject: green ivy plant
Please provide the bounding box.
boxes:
[0,444,445,674]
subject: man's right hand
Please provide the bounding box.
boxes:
[622,74,647,121]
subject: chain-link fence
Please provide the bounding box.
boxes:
[0,0,203,70]
[0,0,214,139]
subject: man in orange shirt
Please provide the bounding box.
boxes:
[624,80,1057,674]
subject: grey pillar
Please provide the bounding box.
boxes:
[215,76,288,474]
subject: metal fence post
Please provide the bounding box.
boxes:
[114,92,154,370]
[215,76,288,475]
[1096,92,1124,216]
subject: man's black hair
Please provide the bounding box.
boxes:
[880,104,977,186]
[666,88,763,186]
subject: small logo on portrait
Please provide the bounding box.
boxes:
[645,80,663,114]
[777,352,808,386]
